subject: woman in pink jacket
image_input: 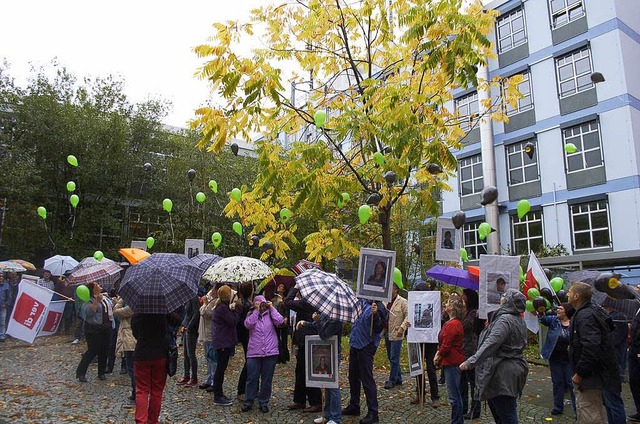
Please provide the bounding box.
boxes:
[241,294,284,413]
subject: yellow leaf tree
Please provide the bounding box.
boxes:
[193,0,522,262]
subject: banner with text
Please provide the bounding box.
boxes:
[7,279,54,344]
[37,300,66,337]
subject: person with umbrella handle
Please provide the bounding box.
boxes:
[342,299,388,424]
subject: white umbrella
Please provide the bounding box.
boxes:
[44,255,79,276]
[201,256,272,284]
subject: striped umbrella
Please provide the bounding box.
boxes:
[66,261,123,290]
[295,268,363,323]
[0,261,27,272]
[190,253,223,271]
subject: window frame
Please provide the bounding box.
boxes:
[506,139,539,186]
[458,154,484,197]
[504,70,534,116]
[549,0,586,29]
[563,120,603,174]
[511,211,544,256]
[455,91,479,132]
[462,222,488,261]
[497,6,528,54]
[555,46,594,99]
[570,200,611,251]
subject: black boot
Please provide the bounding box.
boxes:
[464,400,481,419]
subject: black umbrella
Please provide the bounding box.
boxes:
[567,270,639,320]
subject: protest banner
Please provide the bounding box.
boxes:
[7,278,54,343]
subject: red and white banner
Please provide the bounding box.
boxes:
[526,252,555,295]
[7,278,54,344]
[37,301,66,337]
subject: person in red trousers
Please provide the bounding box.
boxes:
[131,311,181,424]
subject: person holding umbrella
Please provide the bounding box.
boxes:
[75,282,114,382]
[342,299,388,424]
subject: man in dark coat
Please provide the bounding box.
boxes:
[568,282,624,423]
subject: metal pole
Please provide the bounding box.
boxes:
[477,65,499,255]
[0,197,6,245]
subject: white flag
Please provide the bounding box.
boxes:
[37,300,67,337]
[7,279,54,344]
[527,252,555,295]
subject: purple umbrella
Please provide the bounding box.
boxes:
[426,265,479,290]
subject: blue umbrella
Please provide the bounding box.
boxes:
[190,253,223,271]
[426,265,479,290]
[119,253,201,314]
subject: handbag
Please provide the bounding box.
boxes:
[167,345,178,376]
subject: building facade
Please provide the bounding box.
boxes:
[441,0,640,273]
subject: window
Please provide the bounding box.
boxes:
[506,140,538,185]
[549,0,585,29]
[459,154,483,196]
[571,200,611,250]
[511,211,544,255]
[497,7,527,53]
[504,71,533,116]
[563,120,602,173]
[463,222,488,261]
[455,92,478,132]
[555,46,593,98]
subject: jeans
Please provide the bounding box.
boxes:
[213,348,233,398]
[603,388,626,424]
[244,355,278,407]
[325,387,342,423]
[385,338,403,384]
[182,332,198,380]
[347,343,378,415]
[461,368,479,415]
[0,306,6,339]
[487,395,519,424]
[549,360,575,413]
[444,366,463,424]
[124,351,136,397]
[203,341,217,385]
[134,358,167,424]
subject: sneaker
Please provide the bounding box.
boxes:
[70,339,80,344]
[314,417,325,424]
[184,379,198,388]
[176,376,190,385]
[241,404,252,412]
[327,421,337,424]
[214,395,234,406]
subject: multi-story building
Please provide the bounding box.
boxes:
[442,0,640,277]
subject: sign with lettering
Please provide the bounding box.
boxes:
[7,279,54,343]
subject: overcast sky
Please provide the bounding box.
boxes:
[0,0,263,128]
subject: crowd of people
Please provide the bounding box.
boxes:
[5,265,640,424]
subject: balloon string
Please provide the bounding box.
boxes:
[202,203,206,239]
[44,221,56,251]
[169,213,175,243]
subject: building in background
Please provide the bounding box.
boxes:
[441,0,640,280]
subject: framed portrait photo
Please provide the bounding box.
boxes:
[184,239,204,258]
[407,290,441,343]
[407,343,424,377]
[356,248,396,303]
[478,254,520,319]
[435,217,462,262]
[305,335,339,389]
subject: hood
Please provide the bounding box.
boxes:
[495,289,526,317]
[254,295,266,303]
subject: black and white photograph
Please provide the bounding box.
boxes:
[435,217,462,262]
[356,248,396,303]
[305,335,339,389]
[479,255,520,319]
[184,238,204,258]
[130,240,147,251]
[407,291,441,343]
[408,343,423,377]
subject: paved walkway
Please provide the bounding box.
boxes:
[0,333,636,423]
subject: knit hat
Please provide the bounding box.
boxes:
[218,285,231,302]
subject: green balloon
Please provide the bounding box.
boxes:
[314,110,327,129]
[67,155,78,167]
[527,287,540,301]
[525,300,534,313]
[358,205,371,225]
[146,237,155,249]
[196,192,206,203]
[232,222,243,236]
[564,143,578,154]
[280,208,291,223]
[37,206,47,220]
[76,285,90,302]
[478,222,491,241]
[342,192,350,202]
[208,180,218,193]
[66,181,76,193]
[517,199,531,219]
[69,194,80,208]
[372,152,384,166]
[550,277,564,293]
[393,268,403,289]
[230,188,242,202]
[211,232,222,248]
[93,250,104,261]
[460,248,469,262]
[162,198,173,213]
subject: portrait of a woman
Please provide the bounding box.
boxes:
[366,260,387,288]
